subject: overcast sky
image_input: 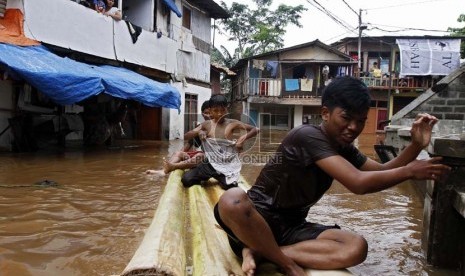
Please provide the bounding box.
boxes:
[213,0,464,53]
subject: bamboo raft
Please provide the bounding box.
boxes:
[120,170,352,276]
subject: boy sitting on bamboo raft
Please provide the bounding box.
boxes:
[214,76,450,276]
[162,100,211,174]
[146,101,210,176]
[182,94,259,190]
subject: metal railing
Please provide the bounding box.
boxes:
[360,76,432,90]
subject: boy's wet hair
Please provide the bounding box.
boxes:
[322,76,371,114]
[209,94,228,108]
[201,100,210,112]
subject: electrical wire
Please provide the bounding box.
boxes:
[305,0,356,33]
[340,0,358,16]
[368,24,451,33]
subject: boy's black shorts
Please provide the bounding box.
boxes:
[213,203,340,257]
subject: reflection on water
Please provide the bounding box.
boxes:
[0,135,459,275]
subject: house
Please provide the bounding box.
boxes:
[229,39,356,139]
[331,35,463,135]
[0,0,228,151]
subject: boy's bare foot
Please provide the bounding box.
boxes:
[163,160,174,174]
[242,247,257,276]
[145,169,165,175]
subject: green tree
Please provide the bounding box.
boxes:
[448,13,465,58]
[218,0,306,62]
[211,45,237,68]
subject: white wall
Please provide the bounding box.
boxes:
[293,105,303,127]
[191,8,211,43]
[122,0,153,30]
[168,82,211,140]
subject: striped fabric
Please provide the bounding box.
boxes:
[0,0,6,18]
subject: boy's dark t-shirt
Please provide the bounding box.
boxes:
[248,124,367,214]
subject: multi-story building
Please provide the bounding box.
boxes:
[229,36,462,149]
[229,39,356,137]
[0,0,228,151]
[331,35,463,135]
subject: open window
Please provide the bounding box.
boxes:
[182,5,191,29]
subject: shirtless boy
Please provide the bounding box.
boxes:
[182,94,259,190]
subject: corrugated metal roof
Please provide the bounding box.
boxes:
[211,63,236,76]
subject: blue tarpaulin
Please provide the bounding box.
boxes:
[162,0,182,17]
[0,43,181,110]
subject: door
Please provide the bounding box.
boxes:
[361,107,377,134]
[137,105,161,140]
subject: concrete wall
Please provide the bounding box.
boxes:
[168,82,210,140]
[383,64,465,273]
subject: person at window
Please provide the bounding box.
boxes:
[103,0,122,20]
[370,62,382,78]
[92,0,105,13]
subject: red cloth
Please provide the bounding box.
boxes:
[0,9,40,46]
[185,150,203,158]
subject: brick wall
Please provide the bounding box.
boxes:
[391,66,465,137]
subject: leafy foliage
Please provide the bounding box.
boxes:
[448,14,465,58]
[218,0,306,62]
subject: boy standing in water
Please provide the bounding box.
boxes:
[214,76,450,276]
[182,94,259,190]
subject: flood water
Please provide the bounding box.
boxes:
[0,133,460,276]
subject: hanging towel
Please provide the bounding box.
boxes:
[202,138,241,185]
[285,79,299,92]
[265,61,278,77]
[300,78,313,92]
[252,59,266,71]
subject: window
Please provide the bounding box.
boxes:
[184,94,197,134]
[182,6,191,29]
[261,106,290,130]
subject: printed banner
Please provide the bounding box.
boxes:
[396,38,460,76]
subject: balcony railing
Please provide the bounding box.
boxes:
[247,78,322,98]
[245,76,433,99]
[360,76,433,90]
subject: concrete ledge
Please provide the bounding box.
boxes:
[429,137,465,158]
[453,188,465,219]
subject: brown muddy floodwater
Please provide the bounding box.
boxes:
[0,134,459,276]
